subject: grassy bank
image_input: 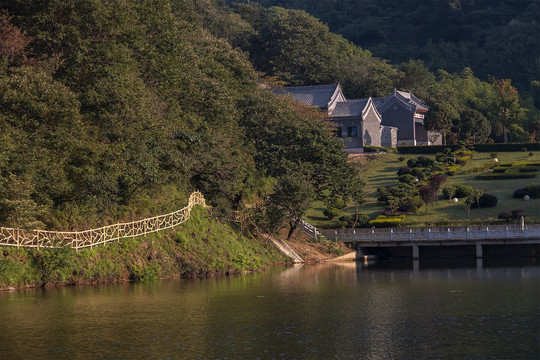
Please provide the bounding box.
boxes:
[306,150,540,228]
[0,208,288,290]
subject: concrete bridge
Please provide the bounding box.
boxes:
[317,224,540,260]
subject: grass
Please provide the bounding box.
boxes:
[0,207,288,289]
[306,150,540,228]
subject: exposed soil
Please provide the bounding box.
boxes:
[278,229,352,263]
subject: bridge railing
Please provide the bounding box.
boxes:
[320,224,540,242]
[0,191,207,250]
[299,219,321,240]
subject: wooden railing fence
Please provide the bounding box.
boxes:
[0,191,207,251]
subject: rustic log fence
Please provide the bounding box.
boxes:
[0,191,207,251]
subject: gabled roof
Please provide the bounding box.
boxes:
[378,90,416,112]
[271,84,342,109]
[331,99,368,117]
[395,90,429,111]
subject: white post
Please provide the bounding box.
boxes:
[390,229,393,241]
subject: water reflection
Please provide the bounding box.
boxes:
[1,261,539,359]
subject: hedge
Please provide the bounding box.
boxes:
[476,173,537,180]
[397,143,539,154]
[513,184,540,199]
[369,215,406,227]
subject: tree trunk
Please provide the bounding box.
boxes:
[352,202,359,228]
[503,126,508,143]
[287,219,299,240]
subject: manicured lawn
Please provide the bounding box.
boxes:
[305,150,540,228]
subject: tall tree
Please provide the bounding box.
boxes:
[493,79,523,143]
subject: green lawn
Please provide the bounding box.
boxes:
[305,150,540,228]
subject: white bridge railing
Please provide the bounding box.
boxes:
[0,191,207,251]
[299,219,321,240]
[320,224,540,242]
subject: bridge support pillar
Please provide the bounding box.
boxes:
[412,245,419,260]
[356,246,365,260]
[476,243,483,258]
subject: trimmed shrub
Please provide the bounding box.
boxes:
[397,145,460,154]
[476,173,537,180]
[445,164,461,176]
[353,214,371,228]
[473,143,540,152]
[399,174,416,184]
[323,207,340,220]
[397,196,423,214]
[513,184,540,199]
[369,215,406,227]
[411,168,426,179]
[498,212,513,221]
[428,174,447,189]
[471,194,498,208]
[397,167,411,176]
[443,184,473,199]
[407,158,417,168]
[377,187,391,202]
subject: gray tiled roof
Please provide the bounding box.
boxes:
[395,90,428,111]
[331,99,368,117]
[271,84,340,109]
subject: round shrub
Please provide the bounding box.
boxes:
[498,212,512,221]
[377,187,391,202]
[407,158,418,168]
[354,214,371,227]
[331,197,347,210]
[339,215,352,222]
[411,168,426,179]
[443,185,474,199]
[417,156,436,168]
[397,197,423,214]
[472,193,498,208]
[513,184,540,199]
[323,207,340,220]
[399,174,416,184]
[397,167,411,176]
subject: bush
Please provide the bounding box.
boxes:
[397,196,423,213]
[471,193,498,208]
[407,158,417,168]
[473,143,540,152]
[445,164,461,176]
[323,207,340,220]
[513,184,540,199]
[369,215,406,227]
[443,185,473,199]
[476,173,537,180]
[397,167,411,176]
[410,168,425,179]
[377,187,391,202]
[428,174,447,189]
[498,212,513,221]
[512,209,525,219]
[416,156,436,168]
[354,214,371,227]
[399,174,416,184]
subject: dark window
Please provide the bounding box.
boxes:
[333,127,342,138]
[348,126,357,137]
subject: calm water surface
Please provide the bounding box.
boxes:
[1,260,539,359]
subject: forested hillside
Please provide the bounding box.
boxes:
[234,0,540,95]
[0,0,538,235]
[0,0,357,234]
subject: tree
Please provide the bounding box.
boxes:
[425,101,460,145]
[419,185,438,214]
[493,79,522,143]
[457,109,491,145]
[0,10,32,65]
[349,177,366,228]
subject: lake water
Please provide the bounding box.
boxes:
[1,260,539,359]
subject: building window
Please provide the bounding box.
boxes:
[348,126,357,137]
[333,127,342,138]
